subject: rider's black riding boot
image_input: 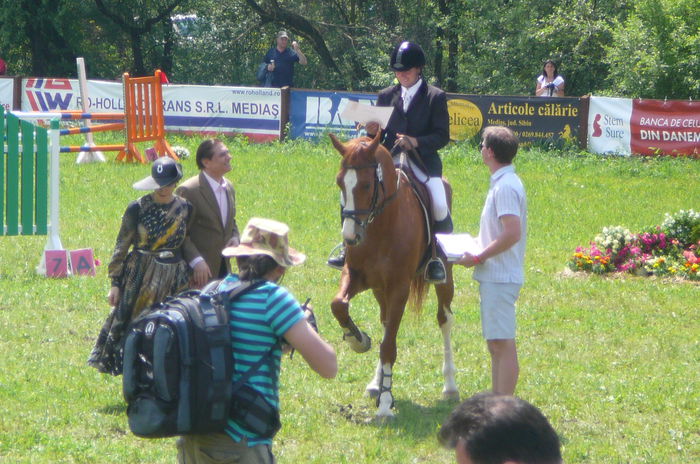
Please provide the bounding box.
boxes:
[425,258,447,283]
[327,247,346,270]
[327,205,346,270]
[433,213,453,234]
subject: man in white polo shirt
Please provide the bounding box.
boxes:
[455,126,527,395]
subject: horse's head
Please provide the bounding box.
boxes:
[330,132,389,246]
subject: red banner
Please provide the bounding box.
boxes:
[630,99,700,156]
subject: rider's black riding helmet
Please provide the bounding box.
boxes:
[390,41,426,71]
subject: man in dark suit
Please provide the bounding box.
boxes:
[328,41,452,282]
[176,139,240,287]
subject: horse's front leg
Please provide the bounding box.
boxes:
[331,268,371,353]
[369,287,408,418]
[435,263,459,400]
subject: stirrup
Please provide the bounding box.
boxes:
[327,243,345,270]
[425,258,446,284]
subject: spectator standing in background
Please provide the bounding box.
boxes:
[263,30,307,88]
[0,58,6,75]
[535,59,564,97]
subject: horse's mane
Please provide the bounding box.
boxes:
[346,136,392,167]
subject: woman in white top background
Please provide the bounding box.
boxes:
[535,59,565,97]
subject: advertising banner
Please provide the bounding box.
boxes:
[290,90,581,146]
[163,85,281,142]
[20,78,282,142]
[0,78,13,112]
[588,97,700,156]
[289,89,377,139]
[587,97,633,155]
[447,95,581,146]
[630,99,700,156]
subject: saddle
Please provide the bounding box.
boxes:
[392,148,441,238]
[391,148,447,272]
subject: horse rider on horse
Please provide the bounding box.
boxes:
[328,41,453,283]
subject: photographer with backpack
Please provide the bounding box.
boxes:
[176,217,337,464]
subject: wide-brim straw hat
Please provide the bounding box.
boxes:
[133,157,183,190]
[222,217,305,268]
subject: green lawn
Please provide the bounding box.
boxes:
[0,134,698,463]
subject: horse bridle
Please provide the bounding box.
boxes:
[340,159,398,231]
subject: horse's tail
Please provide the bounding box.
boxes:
[408,274,428,313]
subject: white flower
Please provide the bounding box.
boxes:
[172,146,190,160]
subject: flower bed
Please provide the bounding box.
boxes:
[568,210,700,280]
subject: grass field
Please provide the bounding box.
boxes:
[0,133,698,463]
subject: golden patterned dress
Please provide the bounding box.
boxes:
[88,194,193,375]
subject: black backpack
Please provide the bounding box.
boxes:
[122,279,266,438]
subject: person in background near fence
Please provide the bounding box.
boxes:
[438,392,562,464]
[176,139,240,287]
[328,40,452,283]
[177,217,337,464]
[535,59,564,97]
[88,157,197,376]
[263,30,307,88]
[0,58,6,75]
[455,126,526,396]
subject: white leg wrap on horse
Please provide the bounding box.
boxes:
[376,363,394,417]
[427,177,449,221]
[441,311,459,398]
[366,359,383,395]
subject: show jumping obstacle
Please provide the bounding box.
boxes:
[116,70,175,163]
[25,69,175,163]
[1,107,50,237]
[1,108,63,275]
[57,112,125,154]
[329,133,458,418]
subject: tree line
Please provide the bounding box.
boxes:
[0,0,697,99]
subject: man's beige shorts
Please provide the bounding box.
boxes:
[479,281,521,340]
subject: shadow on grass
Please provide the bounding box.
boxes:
[100,402,127,415]
[335,396,459,439]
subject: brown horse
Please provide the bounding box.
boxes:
[329,132,458,418]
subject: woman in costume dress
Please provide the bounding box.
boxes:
[88,157,196,375]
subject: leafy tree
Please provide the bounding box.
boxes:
[605,0,699,98]
[0,0,696,100]
[524,1,631,97]
[0,0,93,76]
[93,0,192,76]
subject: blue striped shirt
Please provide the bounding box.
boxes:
[221,275,304,446]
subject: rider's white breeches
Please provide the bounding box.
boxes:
[402,160,449,221]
